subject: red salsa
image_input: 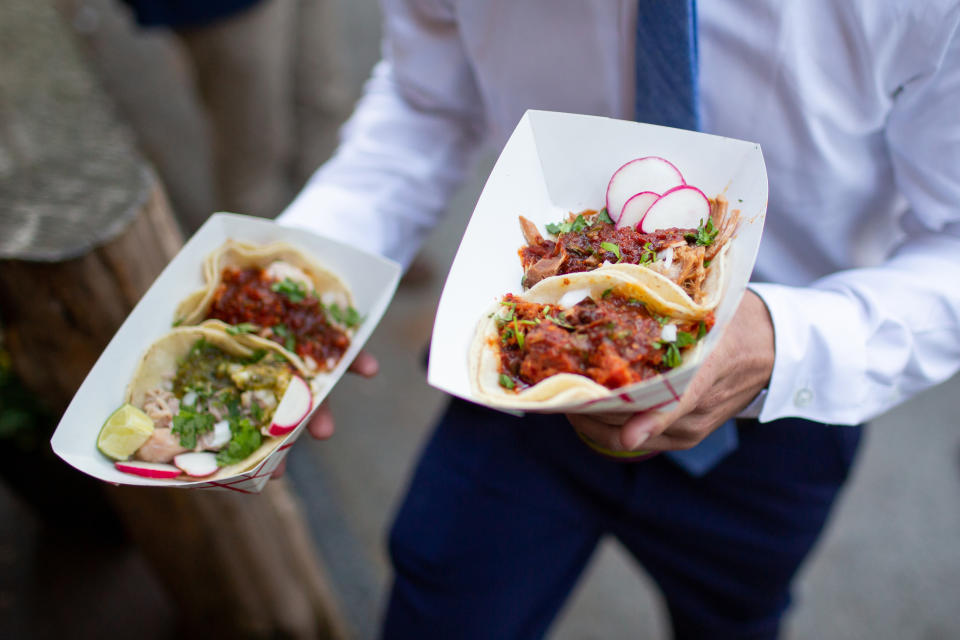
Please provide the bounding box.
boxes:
[495,291,712,391]
[207,267,350,371]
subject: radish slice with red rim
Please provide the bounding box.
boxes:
[115,460,181,479]
[640,185,711,233]
[268,375,312,436]
[606,156,685,222]
[173,451,220,478]
[615,191,660,230]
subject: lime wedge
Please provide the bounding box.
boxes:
[97,404,155,460]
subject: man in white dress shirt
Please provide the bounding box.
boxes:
[281,1,960,637]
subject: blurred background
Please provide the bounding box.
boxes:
[1,0,959,638]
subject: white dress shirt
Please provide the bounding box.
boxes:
[280,0,960,426]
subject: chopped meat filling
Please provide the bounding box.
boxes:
[494,292,712,391]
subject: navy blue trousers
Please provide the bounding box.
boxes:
[383,399,863,640]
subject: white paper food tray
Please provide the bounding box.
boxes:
[51,213,401,492]
[428,110,767,415]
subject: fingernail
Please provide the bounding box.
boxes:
[627,430,650,451]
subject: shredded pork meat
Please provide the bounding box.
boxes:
[142,389,180,429]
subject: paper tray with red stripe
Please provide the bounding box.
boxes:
[427,110,768,415]
[50,213,401,492]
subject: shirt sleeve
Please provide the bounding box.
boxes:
[277,0,486,269]
[750,23,960,425]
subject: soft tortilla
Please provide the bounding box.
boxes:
[469,270,707,411]
[125,326,301,481]
[594,243,729,320]
[173,239,355,375]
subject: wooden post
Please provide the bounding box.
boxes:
[0,2,350,638]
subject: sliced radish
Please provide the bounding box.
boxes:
[267,375,312,436]
[606,156,685,221]
[173,451,220,477]
[640,185,711,233]
[616,191,660,230]
[115,460,181,479]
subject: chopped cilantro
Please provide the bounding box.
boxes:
[685,217,720,247]
[325,303,364,329]
[498,374,516,390]
[640,242,657,265]
[225,322,258,336]
[703,258,712,269]
[675,331,696,348]
[601,288,613,299]
[596,208,614,225]
[501,327,515,345]
[249,401,264,425]
[271,324,296,353]
[270,277,307,303]
[653,340,683,368]
[172,407,214,449]
[545,312,574,330]
[216,416,263,466]
[698,321,707,339]
[513,317,525,350]
[600,241,622,262]
[545,214,589,235]
[662,342,682,368]
[652,313,670,326]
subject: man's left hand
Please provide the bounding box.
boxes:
[566,290,775,453]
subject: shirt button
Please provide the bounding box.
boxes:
[794,388,814,407]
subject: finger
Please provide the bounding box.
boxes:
[566,413,641,452]
[307,402,336,440]
[271,457,288,479]
[348,350,379,378]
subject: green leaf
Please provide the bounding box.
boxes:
[172,407,215,449]
[675,331,696,348]
[216,416,263,466]
[596,208,614,225]
[270,277,307,303]
[513,317,525,350]
[545,214,589,235]
[663,342,682,368]
[685,217,720,247]
[272,324,290,338]
[600,241,622,262]
[545,313,574,330]
[601,288,613,299]
[498,374,516,390]
[698,321,707,339]
[640,242,657,265]
[225,322,258,335]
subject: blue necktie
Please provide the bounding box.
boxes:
[635,0,738,475]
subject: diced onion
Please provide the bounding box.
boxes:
[658,247,674,269]
[660,324,678,343]
[181,391,197,407]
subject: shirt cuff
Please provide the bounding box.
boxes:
[747,282,868,425]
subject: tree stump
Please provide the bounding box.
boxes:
[0,1,350,638]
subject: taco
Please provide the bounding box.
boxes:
[518,195,738,318]
[469,270,713,410]
[174,240,363,376]
[105,326,314,481]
